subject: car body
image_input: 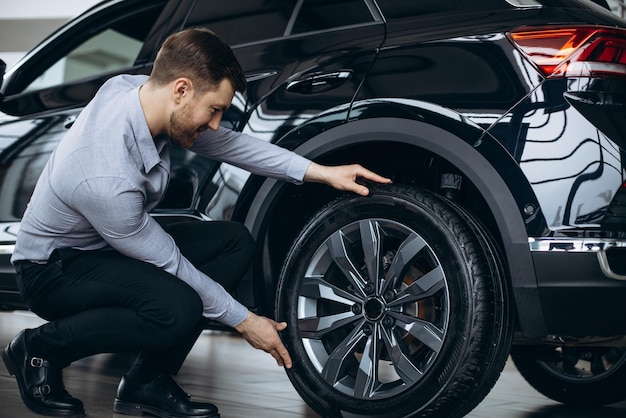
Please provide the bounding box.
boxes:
[1,0,626,417]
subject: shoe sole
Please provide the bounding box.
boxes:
[114,399,220,418]
[2,346,85,418]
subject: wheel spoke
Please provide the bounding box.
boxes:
[321,321,367,385]
[381,232,427,294]
[381,326,424,385]
[300,277,362,305]
[388,312,444,353]
[354,324,382,399]
[591,355,608,374]
[359,220,383,292]
[327,230,368,297]
[299,311,359,338]
[388,265,445,307]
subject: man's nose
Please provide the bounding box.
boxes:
[208,115,222,131]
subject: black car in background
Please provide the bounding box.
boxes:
[1,1,626,417]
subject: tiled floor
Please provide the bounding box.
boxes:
[2,310,626,418]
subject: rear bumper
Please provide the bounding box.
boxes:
[530,237,626,336]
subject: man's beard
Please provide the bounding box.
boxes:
[169,103,197,149]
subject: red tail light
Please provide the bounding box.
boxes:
[507,26,626,79]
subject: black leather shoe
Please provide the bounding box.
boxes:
[2,330,85,417]
[114,373,220,418]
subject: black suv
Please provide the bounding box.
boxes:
[1,1,626,417]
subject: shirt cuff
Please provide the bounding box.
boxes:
[287,154,311,184]
[211,299,249,328]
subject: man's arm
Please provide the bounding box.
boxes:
[191,127,310,183]
[192,127,392,190]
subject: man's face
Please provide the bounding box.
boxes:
[170,78,235,148]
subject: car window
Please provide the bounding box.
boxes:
[291,0,374,34]
[374,0,511,18]
[25,30,142,93]
[23,5,163,93]
[0,115,72,220]
[184,0,295,46]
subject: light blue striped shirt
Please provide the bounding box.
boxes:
[12,74,311,327]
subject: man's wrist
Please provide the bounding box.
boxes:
[234,311,252,333]
[207,300,248,328]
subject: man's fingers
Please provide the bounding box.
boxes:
[275,345,292,369]
[271,349,284,367]
[337,165,392,196]
[270,321,292,368]
[355,165,392,184]
[352,184,370,196]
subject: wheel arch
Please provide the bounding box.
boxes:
[243,116,547,337]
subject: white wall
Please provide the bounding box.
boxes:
[0,0,102,19]
[612,0,626,16]
[0,0,102,69]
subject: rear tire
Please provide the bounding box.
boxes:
[511,346,626,406]
[276,185,514,417]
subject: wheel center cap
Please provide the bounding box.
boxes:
[364,297,385,321]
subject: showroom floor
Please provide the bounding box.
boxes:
[1,310,626,418]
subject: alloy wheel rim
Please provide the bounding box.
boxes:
[539,347,626,383]
[296,218,450,399]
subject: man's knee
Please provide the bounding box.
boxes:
[139,285,203,336]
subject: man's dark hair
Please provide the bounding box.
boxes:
[151,28,246,94]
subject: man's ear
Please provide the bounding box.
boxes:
[173,78,193,104]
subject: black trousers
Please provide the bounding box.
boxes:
[15,220,255,375]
